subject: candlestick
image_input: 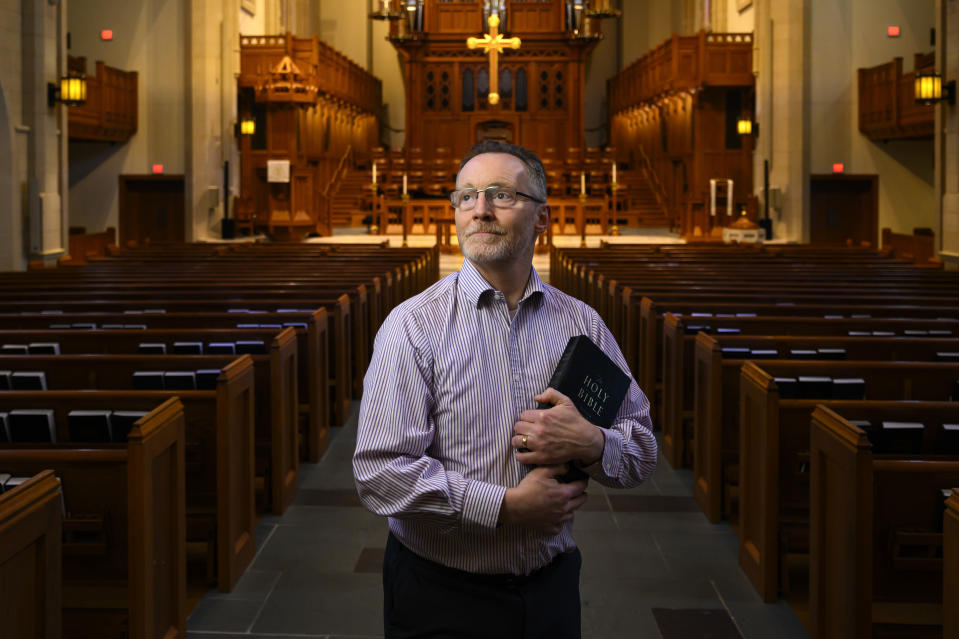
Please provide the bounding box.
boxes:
[580,171,585,195]
[612,162,616,183]
[402,172,407,195]
[372,163,377,184]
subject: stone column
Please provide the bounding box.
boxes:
[938,0,959,267]
[754,0,809,242]
[187,0,239,241]
[0,0,21,270]
[21,0,67,264]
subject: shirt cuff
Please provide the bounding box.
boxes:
[582,428,623,480]
[461,480,507,533]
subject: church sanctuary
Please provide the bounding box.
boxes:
[3,0,959,637]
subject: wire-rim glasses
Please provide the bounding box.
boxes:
[449,186,545,210]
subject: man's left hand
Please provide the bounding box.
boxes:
[512,388,605,467]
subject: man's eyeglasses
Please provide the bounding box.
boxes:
[448,186,545,210]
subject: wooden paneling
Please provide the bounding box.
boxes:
[609,32,755,237]
[858,54,935,141]
[67,57,137,143]
[511,1,561,32]
[238,34,380,236]
[386,1,598,182]
[432,1,481,33]
[609,31,754,112]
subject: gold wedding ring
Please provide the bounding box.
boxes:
[521,434,528,448]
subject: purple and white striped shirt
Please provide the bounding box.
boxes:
[353,259,657,575]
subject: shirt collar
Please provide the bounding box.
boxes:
[459,258,546,308]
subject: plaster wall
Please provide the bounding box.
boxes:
[809,0,935,237]
[317,0,371,71]
[584,18,619,149]
[727,0,753,33]
[622,1,683,67]
[372,18,405,149]
[239,0,266,35]
[67,0,187,236]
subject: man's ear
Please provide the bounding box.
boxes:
[534,203,550,235]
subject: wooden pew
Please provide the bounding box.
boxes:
[737,360,959,603]
[686,328,959,523]
[0,292,355,417]
[0,358,255,592]
[636,294,959,421]
[809,405,959,637]
[0,307,333,457]
[0,470,62,639]
[946,489,959,639]
[664,312,959,472]
[0,398,187,639]
[548,243,958,377]
[0,308,330,462]
[0,345,298,515]
[11,241,440,432]
[0,297,351,429]
[0,320,330,465]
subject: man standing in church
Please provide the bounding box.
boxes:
[353,140,657,639]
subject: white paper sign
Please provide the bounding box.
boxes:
[267,160,291,183]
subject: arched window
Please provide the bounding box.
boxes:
[516,69,527,111]
[478,68,489,98]
[500,69,512,98]
[462,69,474,111]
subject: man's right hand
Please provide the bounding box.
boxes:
[498,465,589,535]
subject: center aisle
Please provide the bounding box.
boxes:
[185,230,808,638]
[186,411,808,638]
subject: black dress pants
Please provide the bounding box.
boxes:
[383,533,582,639]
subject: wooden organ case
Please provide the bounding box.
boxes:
[237,34,381,238]
[385,0,605,175]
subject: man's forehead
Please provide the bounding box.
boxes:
[457,152,528,186]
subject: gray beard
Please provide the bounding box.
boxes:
[459,224,537,265]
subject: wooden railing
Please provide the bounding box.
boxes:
[858,52,935,141]
[66,56,138,142]
[636,145,668,217]
[325,145,354,199]
[239,34,381,115]
[314,145,354,236]
[609,31,754,112]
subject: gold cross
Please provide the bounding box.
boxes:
[466,14,521,106]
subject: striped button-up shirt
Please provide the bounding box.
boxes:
[353,258,657,575]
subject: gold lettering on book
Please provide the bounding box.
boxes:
[576,374,609,417]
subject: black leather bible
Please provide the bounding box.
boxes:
[536,335,631,483]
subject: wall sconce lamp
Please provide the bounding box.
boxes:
[48,73,87,108]
[737,117,758,136]
[915,70,955,106]
[239,116,256,136]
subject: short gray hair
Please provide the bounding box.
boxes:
[458,141,547,201]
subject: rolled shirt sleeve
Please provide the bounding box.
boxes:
[579,310,658,487]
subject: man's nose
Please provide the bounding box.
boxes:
[472,191,492,217]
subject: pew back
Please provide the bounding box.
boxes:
[0,470,62,639]
[0,397,187,639]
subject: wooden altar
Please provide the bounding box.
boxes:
[383,0,605,176]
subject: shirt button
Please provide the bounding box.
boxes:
[513,375,520,382]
